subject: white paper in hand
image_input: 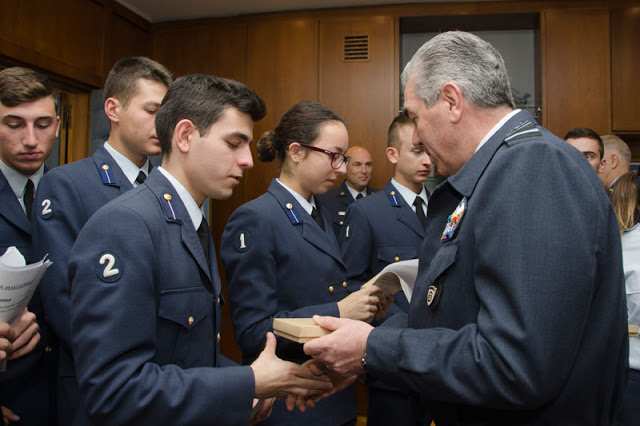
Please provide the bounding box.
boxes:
[361,258,419,302]
[0,246,52,325]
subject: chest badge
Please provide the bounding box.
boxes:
[441,197,467,242]
[427,285,438,306]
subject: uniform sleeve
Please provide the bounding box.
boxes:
[33,169,85,351]
[366,141,620,409]
[339,202,374,287]
[221,204,340,358]
[70,207,254,425]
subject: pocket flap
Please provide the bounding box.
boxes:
[159,287,210,329]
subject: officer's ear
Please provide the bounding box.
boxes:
[174,119,196,154]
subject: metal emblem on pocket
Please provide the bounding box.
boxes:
[427,285,439,307]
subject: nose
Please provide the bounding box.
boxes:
[422,152,432,167]
[336,161,347,175]
[239,144,254,169]
[411,126,421,146]
[23,125,39,148]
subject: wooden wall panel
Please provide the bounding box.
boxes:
[611,7,640,132]
[319,16,396,190]
[104,12,151,75]
[0,0,105,87]
[244,18,319,202]
[542,8,611,137]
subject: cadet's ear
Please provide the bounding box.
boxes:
[386,146,399,165]
[174,119,196,154]
[288,142,305,164]
[104,97,121,123]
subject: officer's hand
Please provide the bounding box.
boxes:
[250,398,274,425]
[2,405,20,425]
[8,309,40,360]
[337,286,381,322]
[250,332,331,399]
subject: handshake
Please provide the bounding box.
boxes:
[249,315,375,424]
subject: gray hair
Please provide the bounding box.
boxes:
[602,135,631,168]
[401,31,515,109]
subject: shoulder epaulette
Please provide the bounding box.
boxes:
[504,120,542,143]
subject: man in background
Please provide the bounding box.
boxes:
[317,145,376,237]
[33,56,172,425]
[564,127,605,174]
[339,113,432,425]
[600,134,632,189]
[0,66,59,425]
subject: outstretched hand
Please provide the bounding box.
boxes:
[251,332,331,399]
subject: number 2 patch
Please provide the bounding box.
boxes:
[95,250,123,282]
[40,199,53,219]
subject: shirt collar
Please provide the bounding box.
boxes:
[474,109,520,153]
[0,157,44,199]
[104,141,150,186]
[391,178,428,207]
[157,167,205,230]
[276,178,316,215]
[345,182,365,200]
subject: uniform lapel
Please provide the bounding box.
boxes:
[268,180,345,267]
[386,180,424,238]
[0,171,30,235]
[146,171,213,286]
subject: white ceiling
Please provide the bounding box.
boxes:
[116,0,499,23]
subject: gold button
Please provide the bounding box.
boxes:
[188,316,194,326]
[339,221,344,225]
[328,286,334,293]
[390,191,396,196]
[45,345,52,353]
[340,192,345,195]
[217,297,221,305]
[394,256,400,262]
[102,164,109,170]
[342,281,347,288]
[164,193,172,201]
[286,203,293,209]
[217,332,221,342]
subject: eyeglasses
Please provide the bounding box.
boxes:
[298,143,351,169]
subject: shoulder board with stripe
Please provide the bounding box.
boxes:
[503,120,542,143]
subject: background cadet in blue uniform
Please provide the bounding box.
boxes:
[32,57,172,426]
[0,67,59,426]
[68,74,331,426]
[316,145,376,237]
[563,127,605,175]
[221,101,384,426]
[339,113,432,426]
[304,31,628,425]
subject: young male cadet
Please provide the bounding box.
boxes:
[338,113,432,426]
[32,56,172,425]
[68,73,331,425]
[599,134,631,189]
[0,67,59,425]
[304,31,628,425]
[316,146,376,237]
[564,127,605,174]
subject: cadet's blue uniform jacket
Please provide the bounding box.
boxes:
[221,179,356,426]
[69,169,254,425]
[366,111,629,425]
[316,180,375,237]
[33,146,136,425]
[0,169,56,426]
[339,179,428,313]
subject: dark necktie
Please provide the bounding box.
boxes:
[197,217,210,260]
[311,207,324,230]
[356,193,363,200]
[24,179,34,220]
[135,171,147,185]
[413,196,426,229]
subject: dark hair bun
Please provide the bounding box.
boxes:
[256,130,277,162]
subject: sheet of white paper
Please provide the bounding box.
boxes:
[362,259,419,302]
[0,246,52,325]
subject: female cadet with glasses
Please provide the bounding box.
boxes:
[221,101,385,426]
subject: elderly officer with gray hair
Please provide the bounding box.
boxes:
[302,31,628,426]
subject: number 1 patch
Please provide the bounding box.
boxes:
[234,230,250,252]
[95,250,123,282]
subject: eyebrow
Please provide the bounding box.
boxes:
[225,131,250,142]
[2,114,55,121]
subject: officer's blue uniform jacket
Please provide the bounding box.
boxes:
[316,180,375,237]
[221,179,356,426]
[69,169,254,425]
[366,110,629,425]
[0,169,56,425]
[33,145,137,425]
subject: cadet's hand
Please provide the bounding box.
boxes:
[250,398,274,425]
[285,359,357,413]
[251,332,331,399]
[0,322,13,362]
[375,292,394,319]
[304,315,372,376]
[2,405,20,425]
[8,309,40,360]
[337,286,381,322]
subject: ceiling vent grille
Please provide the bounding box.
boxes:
[344,35,369,62]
